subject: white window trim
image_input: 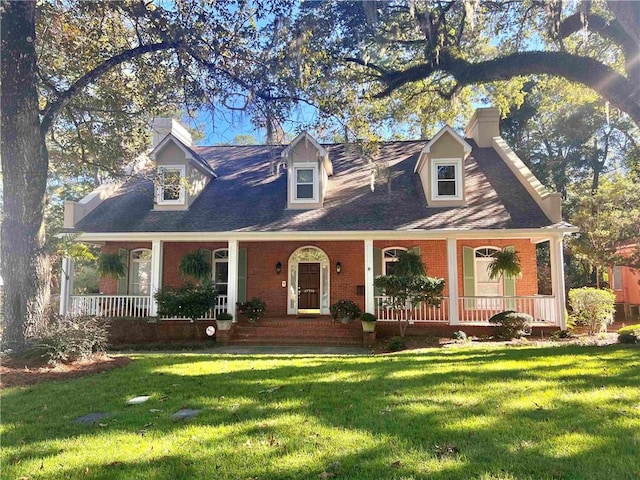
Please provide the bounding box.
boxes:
[129,248,152,295]
[212,248,229,294]
[291,163,319,203]
[474,246,503,298]
[431,158,463,201]
[382,247,407,275]
[157,165,186,205]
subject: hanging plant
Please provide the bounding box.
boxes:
[179,249,211,283]
[394,250,426,276]
[487,249,522,279]
[96,252,127,279]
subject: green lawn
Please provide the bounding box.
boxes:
[2,345,639,480]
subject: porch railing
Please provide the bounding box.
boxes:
[374,295,558,325]
[375,296,449,323]
[458,296,557,325]
[69,295,151,318]
[68,294,228,319]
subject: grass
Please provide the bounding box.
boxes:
[2,344,639,480]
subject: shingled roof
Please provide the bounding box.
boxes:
[71,139,553,233]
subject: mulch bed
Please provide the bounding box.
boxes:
[0,355,131,389]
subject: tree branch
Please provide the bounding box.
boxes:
[375,51,640,125]
[40,40,181,135]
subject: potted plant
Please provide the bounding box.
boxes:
[179,249,212,283]
[237,297,267,323]
[96,252,127,279]
[487,248,522,279]
[360,312,377,332]
[216,312,234,330]
[330,299,362,324]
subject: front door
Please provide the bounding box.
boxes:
[298,262,320,312]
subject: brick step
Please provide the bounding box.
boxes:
[230,337,363,346]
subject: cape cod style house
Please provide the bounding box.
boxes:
[60,108,575,342]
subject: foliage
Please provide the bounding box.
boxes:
[329,299,361,321]
[489,311,532,340]
[374,275,445,337]
[487,249,522,280]
[216,312,233,321]
[178,249,212,283]
[568,287,616,336]
[387,336,406,352]
[96,252,127,279]
[551,330,574,340]
[568,176,640,287]
[154,283,217,323]
[25,315,109,365]
[451,330,468,341]
[393,251,426,276]
[360,313,376,323]
[617,324,640,344]
[237,297,267,322]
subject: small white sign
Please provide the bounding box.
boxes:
[205,325,216,336]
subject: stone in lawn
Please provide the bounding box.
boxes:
[170,409,201,421]
[127,396,150,405]
[73,412,109,425]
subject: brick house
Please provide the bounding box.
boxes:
[60,108,575,340]
[610,245,640,322]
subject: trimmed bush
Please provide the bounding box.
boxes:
[617,324,640,344]
[330,299,361,321]
[490,311,532,340]
[568,287,616,335]
[155,282,217,322]
[388,336,406,352]
[26,315,109,365]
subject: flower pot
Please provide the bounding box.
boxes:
[216,319,233,331]
[361,321,376,332]
[340,316,353,324]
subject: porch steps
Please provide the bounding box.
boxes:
[230,317,363,346]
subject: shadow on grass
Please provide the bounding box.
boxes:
[2,344,639,479]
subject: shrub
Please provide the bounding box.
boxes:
[237,297,267,322]
[490,311,532,340]
[217,312,233,321]
[26,315,109,365]
[155,282,217,321]
[568,287,616,335]
[451,330,467,341]
[617,324,640,344]
[330,299,361,320]
[388,336,406,351]
[551,329,574,340]
[360,313,377,322]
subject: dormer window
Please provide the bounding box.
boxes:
[157,165,186,205]
[431,158,462,201]
[292,163,318,202]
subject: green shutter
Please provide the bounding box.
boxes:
[503,246,516,309]
[373,247,383,296]
[408,246,421,256]
[237,248,247,303]
[117,248,129,294]
[462,246,475,309]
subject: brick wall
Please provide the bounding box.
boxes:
[162,242,228,288]
[242,241,365,316]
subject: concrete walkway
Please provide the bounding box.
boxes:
[215,345,371,355]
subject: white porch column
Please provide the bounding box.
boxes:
[550,235,567,329]
[149,240,163,316]
[59,257,75,315]
[446,238,460,325]
[364,239,375,314]
[227,239,239,321]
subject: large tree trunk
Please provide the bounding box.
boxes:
[1,2,50,352]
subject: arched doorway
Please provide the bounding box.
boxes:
[287,246,330,315]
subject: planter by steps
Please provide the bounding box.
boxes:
[216,313,233,331]
[360,313,377,332]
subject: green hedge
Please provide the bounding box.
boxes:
[617,324,640,344]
